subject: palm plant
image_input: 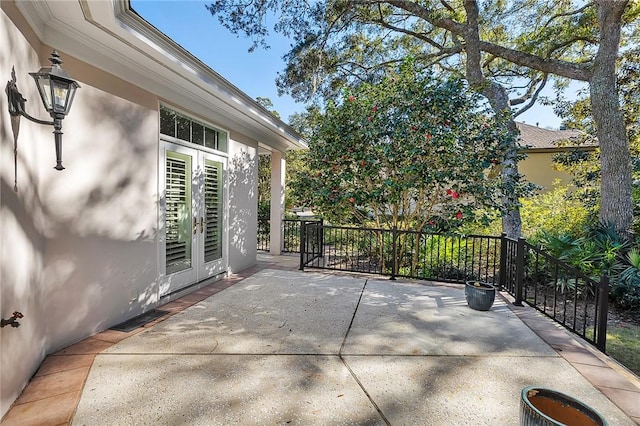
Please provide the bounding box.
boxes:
[613,249,640,310]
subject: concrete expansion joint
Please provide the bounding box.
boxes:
[339,279,368,357]
[336,278,392,425]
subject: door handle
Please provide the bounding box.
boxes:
[200,216,205,234]
[193,217,197,235]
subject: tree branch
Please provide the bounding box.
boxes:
[546,37,598,57]
[478,40,593,81]
[513,75,548,117]
[359,0,595,81]
[543,3,594,28]
[371,18,444,50]
[355,0,468,34]
[439,0,456,14]
[510,75,547,105]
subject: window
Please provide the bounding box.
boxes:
[160,105,228,153]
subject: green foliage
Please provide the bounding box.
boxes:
[552,147,601,212]
[255,96,281,118]
[462,184,590,238]
[520,184,590,239]
[537,222,628,278]
[258,150,311,214]
[291,60,513,230]
[206,0,638,238]
[258,200,270,218]
[612,249,640,310]
[258,154,271,210]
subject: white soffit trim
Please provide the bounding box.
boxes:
[15,0,307,152]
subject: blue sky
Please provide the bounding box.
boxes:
[131,0,575,129]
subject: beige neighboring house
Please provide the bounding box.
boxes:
[516,122,596,191]
[0,0,306,418]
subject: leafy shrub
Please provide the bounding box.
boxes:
[612,249,640,310]
[520,183,590,240]
[463,183,590,239]
[536,222,628,277]
[258,201,270,218]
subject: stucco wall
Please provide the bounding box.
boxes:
[227,132,259,274]
[38,84,159,349]
[1,4,267,417]
[1,5,159,417]
[2,6,57,416]
[519,151,575,191]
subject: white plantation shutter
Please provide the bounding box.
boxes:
[166,152,192,273]
[204,159,223,262]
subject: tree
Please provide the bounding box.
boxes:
[292,61,511,232]
[206,0,639,239]
[554,46,640,233]
[255,96,281,119]
[255,97,278,217]
[255,97,315,215]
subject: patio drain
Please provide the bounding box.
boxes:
[110,309,169,332]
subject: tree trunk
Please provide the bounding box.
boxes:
[591,0,632,238]
[486,85,523,240]
[464,1,522,238]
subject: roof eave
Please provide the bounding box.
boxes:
[14,0,307,152]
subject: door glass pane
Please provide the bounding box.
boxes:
[204,159,223,262]
[160,107,176,137]
[216,132,228,153]
[204,127,218,150]
[192,122,204,146]
[177,116,191,141]
[166,151,192,274]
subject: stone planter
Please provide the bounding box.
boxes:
[520,387,608,426]
[464,281,495,311]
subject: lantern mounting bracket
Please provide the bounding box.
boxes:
[4,50,80,178]
[6,67,55,126]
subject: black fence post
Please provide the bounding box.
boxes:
[596,275,609,353]
[299,220,306,271]
[390,226,398,280]
[498,232,507,291]
[319,219,324,258]
[514,237,525,306]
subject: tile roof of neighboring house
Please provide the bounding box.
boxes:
[516,122,595,150]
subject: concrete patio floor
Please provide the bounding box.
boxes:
[3,254,639,425]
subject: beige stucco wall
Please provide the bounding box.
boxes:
[1,3,264,418]
[1,4,160,416]
[227,132,259,273]
[2,5,60,416]
[519,151,575,191]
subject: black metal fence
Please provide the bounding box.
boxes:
[299,223,609,353]
[257,217,270,251]
[300,224,501,284]
[257,217,322,253]
[506,238,609,352]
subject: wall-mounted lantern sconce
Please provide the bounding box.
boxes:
[5,50,80,174]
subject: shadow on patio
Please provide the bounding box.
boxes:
[3,255,639,425]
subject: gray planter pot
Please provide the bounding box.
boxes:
[520,386,608,426]
[464,281,495,311]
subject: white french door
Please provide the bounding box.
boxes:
[160,142,227,296]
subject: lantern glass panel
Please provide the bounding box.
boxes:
[34,75,53,111]
[51,79,71,113]
[65,83,78,114]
